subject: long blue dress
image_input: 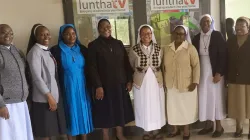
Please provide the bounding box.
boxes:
[60,44,93,136]
[57,24,93,136]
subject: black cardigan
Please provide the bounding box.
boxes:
[87,36,133,89]
[227,35,250,84]
[192,30,227,76]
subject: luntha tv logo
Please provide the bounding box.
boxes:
[151,0,199,10]
[78,0,127,10]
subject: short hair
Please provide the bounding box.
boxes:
[236,18,249,28]
[226,18,235,27]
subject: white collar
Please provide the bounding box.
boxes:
[142,43,152,50]
[201,29,213,36]
[0,44,12,50]
[169,40,189,51]
[36,43,48,50]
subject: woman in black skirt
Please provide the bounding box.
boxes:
[88,19,135,140]
[26,24,67,140]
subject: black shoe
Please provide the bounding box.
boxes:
[142,133,153,140]
[154,132,164,140]
[183,133,190,140]
[198,127,213,135]
[234,128,243,138]
[167,129,181,138]
[212,128,224,138]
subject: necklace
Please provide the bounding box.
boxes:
[71,49,76,62]
[202,35,211,52]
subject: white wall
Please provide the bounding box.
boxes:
[210,0,221,31]
[226,0,250,21]
[0,0,64,53]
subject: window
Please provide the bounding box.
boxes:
[226,0,250,21]
[72,0,135,47]
[146,0,201,47]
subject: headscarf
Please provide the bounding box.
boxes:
[137,24,157,44]
[97,18,111,32]
[58,24,81,53]
[173,25,192,44]
[236,16,250,28]
[199,14,216,30]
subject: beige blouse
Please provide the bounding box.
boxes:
[163,41,200,92]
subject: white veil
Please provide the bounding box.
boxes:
[199,14,216,30]
[173,25,192,44]
[137,24,157,44]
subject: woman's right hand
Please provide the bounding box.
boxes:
[46,94,57,111]
[96,87,104,100]
[188,83,197,92]
[0,106,9,120]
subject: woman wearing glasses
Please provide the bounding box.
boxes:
[163,25,200,140]
[129,24,166,140]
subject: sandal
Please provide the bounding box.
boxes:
[142,134,153,140]
[212,128,224,138]
[183,133,190,140]
[234,128,243,138]
[154,132,164,140]
[167,129,181,138]
[198,127,213,135]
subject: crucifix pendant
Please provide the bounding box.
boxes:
[204,47,207,52]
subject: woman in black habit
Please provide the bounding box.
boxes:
[87,19,134,140]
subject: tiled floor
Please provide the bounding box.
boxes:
[129,119,250,140]
[41,119,250,140]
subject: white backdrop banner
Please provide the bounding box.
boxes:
[76,0,129,14]
[151,0,199,11]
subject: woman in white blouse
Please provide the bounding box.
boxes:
[129,24,166,140]
[192,14,227,138]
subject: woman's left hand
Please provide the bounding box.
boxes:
[213,73,222,83]
[188,83,197,92]
[126,82,132,92]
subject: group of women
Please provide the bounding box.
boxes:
[131,14,250,140]
[0,19,134,140]
[0,13,250,140]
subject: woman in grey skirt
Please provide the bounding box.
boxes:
[26,24,67,140]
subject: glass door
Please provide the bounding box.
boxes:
[72,0,135,48]
[146,0,203,47]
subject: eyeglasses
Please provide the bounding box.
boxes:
[175,32,186,36]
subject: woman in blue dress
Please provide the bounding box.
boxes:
[50,24,93,140]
